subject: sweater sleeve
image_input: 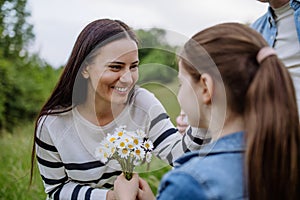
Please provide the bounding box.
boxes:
[35,116,108,200]
[137,89,209,164]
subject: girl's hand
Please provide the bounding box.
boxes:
[138,177,156,200]
[114,173,139,200]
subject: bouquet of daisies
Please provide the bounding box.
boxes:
[95,125,154,180]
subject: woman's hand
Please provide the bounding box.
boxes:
[137,177,156,200]
[114,173,139,200]
[176,110,188,134]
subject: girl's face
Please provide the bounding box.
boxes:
[83,38,139,105]
[177,62,202,127]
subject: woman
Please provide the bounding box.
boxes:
[114,23,300,199]
[31,19,206,200]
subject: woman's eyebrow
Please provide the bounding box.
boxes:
[108,60,139,65]
[107,61,125,65]
[131,60,139,65]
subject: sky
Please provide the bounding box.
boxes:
[27,0,269,68]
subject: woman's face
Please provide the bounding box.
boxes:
[84,38,139,105]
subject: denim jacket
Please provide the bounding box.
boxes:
[157,132,246,200]
[251,0,300,46]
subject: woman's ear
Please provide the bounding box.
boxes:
[81,66,90,79]
[199,73,214,105]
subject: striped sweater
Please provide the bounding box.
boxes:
[36,88,207,199]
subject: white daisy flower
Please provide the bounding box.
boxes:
[132,137,142,147]
[118,148,130,158]
[107,134,117,143]
[143,139,154,151]
[127,141,135,150]
[115,137,128,149]
[114,126,126,137]
[95,125,154,180]
[122,134,133,144]
[100,139,114,152]
[133,146,145,160]
[95,147,111,163]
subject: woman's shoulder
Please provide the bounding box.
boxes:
[37,108,73,130]
[132,87,162,108]
[134,87,155,99]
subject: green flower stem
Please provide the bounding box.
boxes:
[124,171,133,180]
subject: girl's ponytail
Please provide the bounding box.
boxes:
[245,53,300,199]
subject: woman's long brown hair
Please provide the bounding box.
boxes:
[180,23,300,199]
[30,19,138,184]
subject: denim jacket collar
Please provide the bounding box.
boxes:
[290,0,300,10]
[266,0,300,27]
[174,131,245,167]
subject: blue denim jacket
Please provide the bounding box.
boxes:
[157,132,246,200]
[251,0,300,46]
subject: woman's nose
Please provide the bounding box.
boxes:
[119,70,133,84]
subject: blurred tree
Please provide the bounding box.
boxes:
[0,0,35,130]
[135,28,178,84]
[0,0,62,132]
[0,0,34,59]
[136,28,169,48]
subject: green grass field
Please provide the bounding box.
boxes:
[0,82,180,199]
[0,124,46,199]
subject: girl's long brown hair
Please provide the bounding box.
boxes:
[30,19,138,184]
[180,23,300,199]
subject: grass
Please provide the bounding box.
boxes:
[0,124,46,200]
[0,82,181,199]
[141,81,180,124]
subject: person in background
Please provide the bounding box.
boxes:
[30,19,206,200]
[176,0,300,134]
[252,0,300,115]
[113,22,300,200]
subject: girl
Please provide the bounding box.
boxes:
[114,22,300,200]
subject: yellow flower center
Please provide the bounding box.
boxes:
[145,143,150,149]
[120,142,125,148]
[135,149,141,155]
[118,131,123,137]
[109,137,116,142]
[122,148,128,154]
[133,139,139,145]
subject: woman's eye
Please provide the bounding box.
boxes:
[109,65,122,70]
[130,65,139,70]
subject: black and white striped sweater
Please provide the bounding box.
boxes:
[36,88,207,199]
